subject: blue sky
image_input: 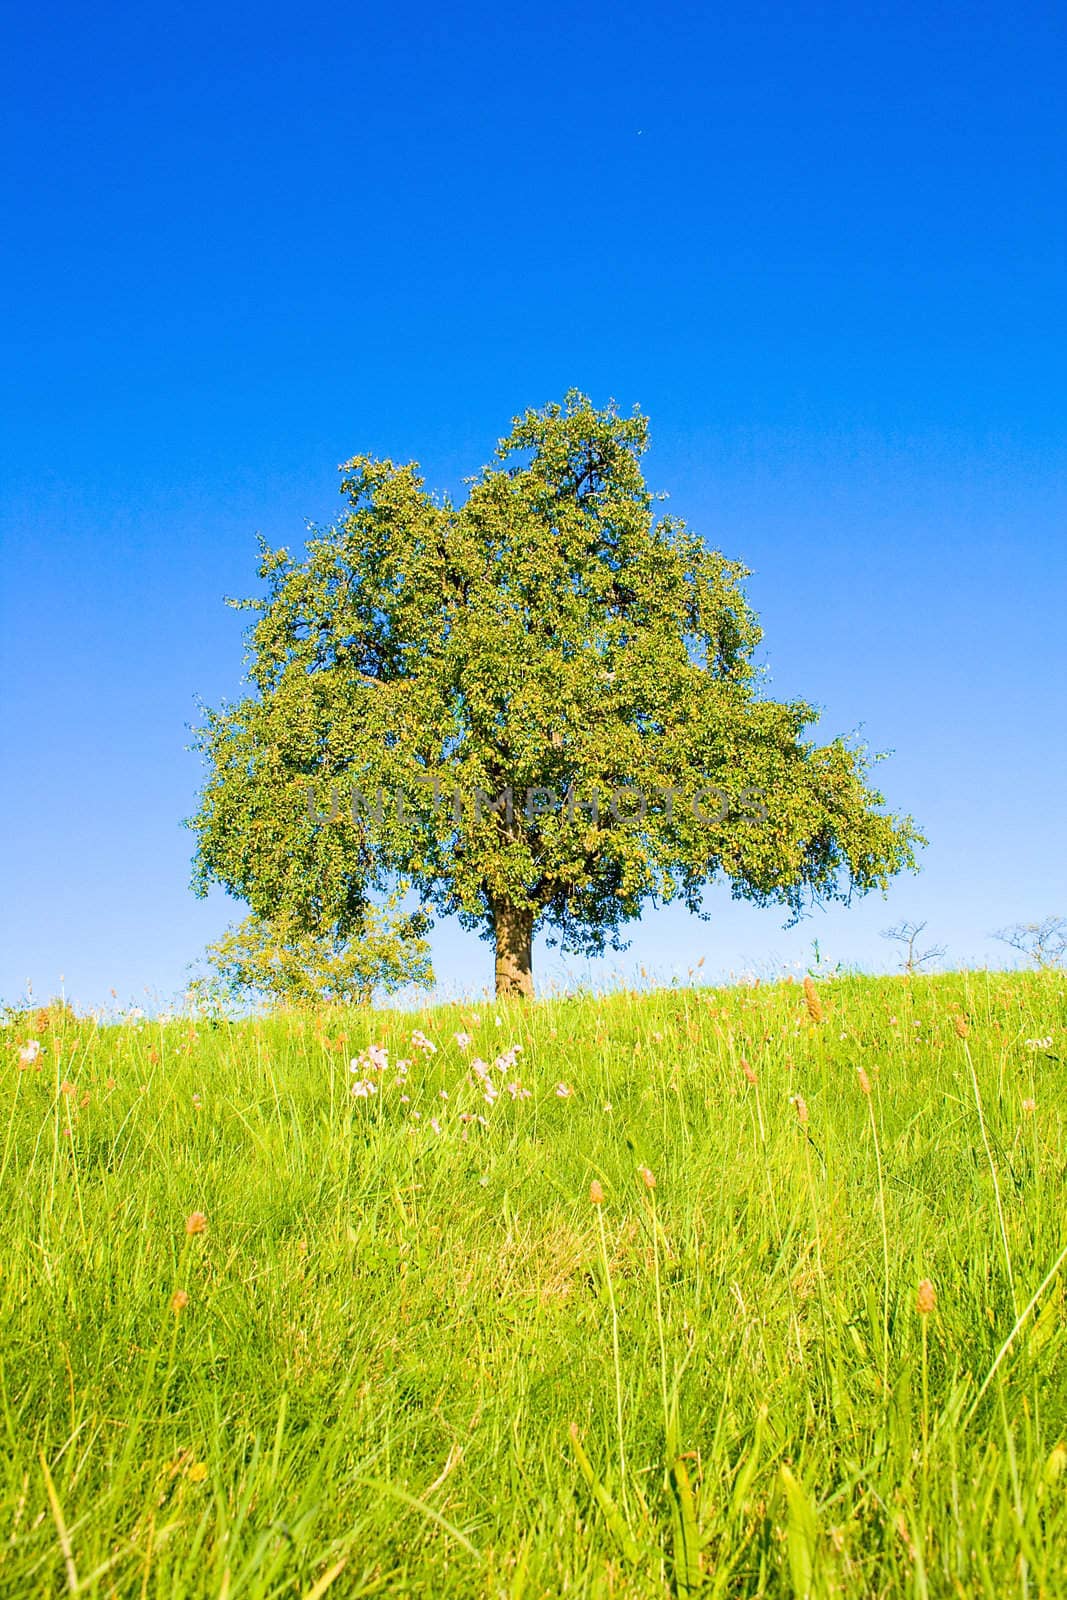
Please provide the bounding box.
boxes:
[2,0,1064,1008]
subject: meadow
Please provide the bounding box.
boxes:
[1,969,1065,1598]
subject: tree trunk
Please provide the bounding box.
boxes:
[493,901,534,998]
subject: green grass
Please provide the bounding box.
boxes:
[2,969,1066,1598]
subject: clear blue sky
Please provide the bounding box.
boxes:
[3,0,1065,1009]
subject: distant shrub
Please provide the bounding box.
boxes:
[195,898,433,1010]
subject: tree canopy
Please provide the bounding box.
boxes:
[191,392,922,996]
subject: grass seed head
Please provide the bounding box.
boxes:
[803,977,824,1024]
[916,1278,936,1316]
[185,1212,208,1236]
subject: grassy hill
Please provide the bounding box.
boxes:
[2,969,1065,1597]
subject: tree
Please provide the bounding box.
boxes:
[993,916,1067,969]
[881,919,945,974]
[191,392,922,997]
[195,901,433,1009]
